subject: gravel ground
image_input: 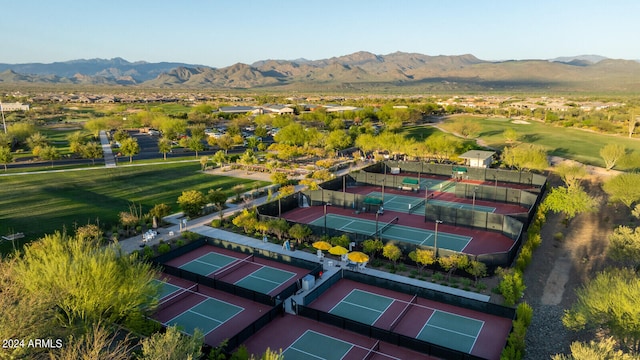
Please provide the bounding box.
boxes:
[522,174,614,359]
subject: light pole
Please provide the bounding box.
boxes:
[434,220,443,258]
[324,203,331,234]
[375,210,380,239]
[472,186,478,211]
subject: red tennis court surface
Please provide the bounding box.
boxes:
[241,313,440,360]
[152,274,272,348]
[309,279,511,360]
[164,244,309,296]
[350,184,530,215]
[283,200,516,256]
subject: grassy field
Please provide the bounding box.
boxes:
[436,115,640,168]
[0,162,268,253]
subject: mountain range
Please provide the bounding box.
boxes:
[1,52,640,92]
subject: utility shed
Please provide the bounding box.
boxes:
[459,150,495,168]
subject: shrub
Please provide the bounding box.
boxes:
[142,245,154,259]
[157,243,171,254]
[553,232,564,241]
[210,219,222,228]
[497,268,526,306]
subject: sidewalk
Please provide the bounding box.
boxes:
[99,130,116,168]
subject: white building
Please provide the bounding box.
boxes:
[0,102,29,111]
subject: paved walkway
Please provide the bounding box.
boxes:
[99,130,116,168]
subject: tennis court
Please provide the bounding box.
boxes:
[156,281,244,336]
[179,252,238,276]
[418,310,484,354]
[327,288,484,354]
[180,252,296,294]
[368,192,496,214]
[310,213,472,251]
[282,330,384,360]
[329,289,394,325]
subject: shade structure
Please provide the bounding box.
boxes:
[312,241,332,251]
[347,251,369,263]
[328,245,349,256]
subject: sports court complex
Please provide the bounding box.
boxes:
[148,161,546,359]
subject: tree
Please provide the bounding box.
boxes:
[245,136,262,152]
[212,150,228,168]
[608,226,640,269]
[177,190,206,218]
[207,189,228,220]
[466,260,488,286]
[501,143,548,172]
[199,156,209,171]
[449,119,481,138]
[81,141,103,165]
[238,148,257,169]
[139,325,203,360]
[214,134,235,154]
[149,203,172,223]
[408,248,435,274]
[50,322,133,360]
[555,163,587,189]
[552,337,636,360]
[13,230,158,327]
[424,134,460,163]
[362,238,383,259]
[541,186,599,222]
[382,242,402,267]
[26,132,49,150]
[271,172,289,186]
[0,146,13,171]
[277,185,296,199]
[502,128,521,145]
[603,173,640,208]
[39,145,60,167]
[629,112,637,138]
[119,137,140,163]
[158,137,172,160]
[232,209,258,233]
[438,254,469,281]
[186,135,205,157]
[563,268,640,353]
[600,143,626,170]
[288,224,312,245]
[325,129,352,153]
[267,218,289,241]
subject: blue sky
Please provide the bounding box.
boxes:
[3,0,639,67]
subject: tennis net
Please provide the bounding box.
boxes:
[363,340,380,360]
[389,294,418,331]
[157,284,199,312]
[377,216,399,237]
[408,199,425,214]
[212,254,254,279]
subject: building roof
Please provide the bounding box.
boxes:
[458,150,496,160]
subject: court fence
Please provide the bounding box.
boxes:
[296,270,514,360]
[379,160,547,187]
[151,236,323,307]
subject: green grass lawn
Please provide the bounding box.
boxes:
[434,115,640,168]
[0,162,268,253]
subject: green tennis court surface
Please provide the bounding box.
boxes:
[282,330,354,360]
[152,279,182,299]
[417,310,484,353]
[180,252,296,294]
[166,296,244,336]
[234,266,296,294]
[368,192,496,213]
[329,289,394,325]
[179,252,238,275]
[310,213,472,251]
